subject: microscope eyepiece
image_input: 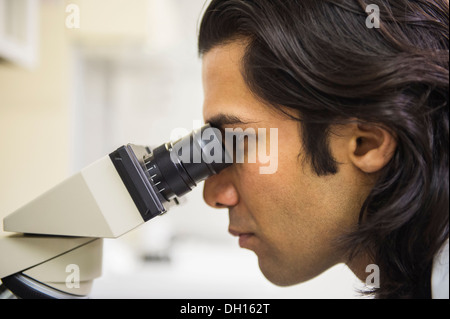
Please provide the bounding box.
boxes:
[144,125,231,201]
[109,124,231,222]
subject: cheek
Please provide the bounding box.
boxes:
[236,148,302,233]
[239,145,359,250]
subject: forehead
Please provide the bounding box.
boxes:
[201,41,294,129]
[202,41,246,82]
[201,41,260,124]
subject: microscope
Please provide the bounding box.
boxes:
[0,124,231,299]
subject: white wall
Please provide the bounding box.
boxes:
[0,0,71,223]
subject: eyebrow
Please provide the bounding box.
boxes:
[206,113,257,130]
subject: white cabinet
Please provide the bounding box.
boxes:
[0,0,38,68]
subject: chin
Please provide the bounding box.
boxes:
[257,258,311,287]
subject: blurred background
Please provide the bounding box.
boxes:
[0,0,362,298]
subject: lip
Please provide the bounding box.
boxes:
[229,228,255,248]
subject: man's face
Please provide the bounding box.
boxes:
[202,41,372,286]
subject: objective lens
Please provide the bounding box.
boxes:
[144,124,231,202]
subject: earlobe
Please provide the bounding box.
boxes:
[349,123,397,174]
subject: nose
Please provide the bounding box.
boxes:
[203,171,239,209]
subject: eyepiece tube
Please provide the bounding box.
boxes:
[144,124,232,202]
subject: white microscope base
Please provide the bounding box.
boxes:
[0,235,103,297]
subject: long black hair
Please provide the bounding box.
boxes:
[198,0,449,298]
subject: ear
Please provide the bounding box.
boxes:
[349,123,397,174]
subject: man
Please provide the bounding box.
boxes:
[198,0,449,298]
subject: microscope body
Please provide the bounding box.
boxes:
[0,146,156,298]
[0,124,230,298]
